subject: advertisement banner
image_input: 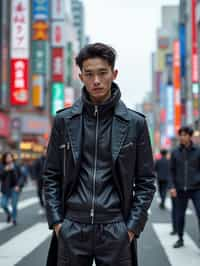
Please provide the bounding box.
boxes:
[32,21,48,41]
[32,0,49,21]
[64,87,74,108]
[51,21,65,47]
[51,0,65,20]
[51,83,64,116]
[173,40,181,133]
[10,58,29,105]
[10,0,30,58]
[32,41,47,74]
[179,24,186,78]
[166,85,174,138]
[32,75,45,107]
[52,48,64,82]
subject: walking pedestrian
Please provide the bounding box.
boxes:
[0,152,22,225]
[170,126,200,248]
[155,149,170,209]
[43,42,156,266]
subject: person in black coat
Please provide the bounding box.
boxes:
[155,149,170,209]
[0,152,22,225]
[170,126,200,248]
[43,43,155,266]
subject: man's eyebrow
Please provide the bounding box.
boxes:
[84,68,108,72]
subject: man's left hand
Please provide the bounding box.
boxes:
[128,230,135,242]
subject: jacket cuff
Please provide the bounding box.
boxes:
[126,215,147,238]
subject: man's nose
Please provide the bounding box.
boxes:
[93,75,100,85]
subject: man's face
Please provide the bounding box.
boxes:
[179,132,191,146]
[79,57,118,104]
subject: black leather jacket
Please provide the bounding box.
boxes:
[43,85,155,237]
[170,143,200,191]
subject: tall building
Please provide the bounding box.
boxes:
[71,0,85,49]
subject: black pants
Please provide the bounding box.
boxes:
[158,180,168,206]
[57,218,132,266]
[171,197,178,232]
[176,190,200,239]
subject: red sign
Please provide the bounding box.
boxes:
[191,0,199,83]
[10,58,29,105]
[173,40,181,133]
[0,113,10,138]
[52,48,64,82]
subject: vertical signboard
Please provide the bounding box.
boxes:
[32,41,47,74]
[51,83,64,116]
[51,21,65,47]
[32,75,45,107]
[173,40,181,133]
[191,0,199,118]
[10,0,30,58]
[10,59,29,105]
[51,0,65,20]
[32,0,49,21]
[166,84,174,138]
[52,48,64,82]
[10,0,30,106]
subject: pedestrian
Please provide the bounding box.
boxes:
[0,152,22,225]
[170,126,200,248]
[155,149,170,209]
[43,42,155,266]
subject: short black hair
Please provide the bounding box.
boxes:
[160,149,168,156]
[75,42,116,70]
[178,126,194,136]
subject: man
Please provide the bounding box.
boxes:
[170,126,200,248]
[155,149,170,209]
[43,43,155,266]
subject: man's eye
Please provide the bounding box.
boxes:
[85,73,92,77]
[100,72,107,75]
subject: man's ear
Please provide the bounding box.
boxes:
[79,73,83,82]
[113,69,118,80]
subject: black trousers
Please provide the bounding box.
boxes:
[176,190,200,239]
[157,180,168,206]
[57,218,132,266]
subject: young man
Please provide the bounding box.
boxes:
[170,126,200,248]
[43,43,155,266]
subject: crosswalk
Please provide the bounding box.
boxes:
[0,187,199,266]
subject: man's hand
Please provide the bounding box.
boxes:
[128,230,135,242]
[54,223,62,237]
[170,188,177,198]
[14,186,20,192]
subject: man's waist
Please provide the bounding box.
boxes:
[65,207,123,224]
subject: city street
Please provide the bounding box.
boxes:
[0,183,199,266]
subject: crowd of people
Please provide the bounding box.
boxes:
[155,126,200,249]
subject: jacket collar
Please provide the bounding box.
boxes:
[68,97,130,122]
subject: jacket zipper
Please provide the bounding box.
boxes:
[90,105,98,224]
[183,149,188,191]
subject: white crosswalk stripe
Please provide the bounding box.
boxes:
[0,222,13,232]
[0,197,39,214]
[153,223,200,266]
[0,222,51,266]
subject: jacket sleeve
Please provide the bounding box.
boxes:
[126,119,156,237]
[43,115,63,229]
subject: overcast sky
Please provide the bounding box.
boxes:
[82,0,179,108]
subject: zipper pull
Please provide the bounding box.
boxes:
[67,142,70,150]
[94,105,98,117]
[90,208,94,224]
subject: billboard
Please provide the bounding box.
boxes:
[10,59,29,105]
[51,0,65,20]
[173,40,181,133]
[51,21,65,47]
[52,48,64,82]
[32,75,45,107]
[32,21,48,41]
[166,85,174,138]
[32,41,48,74]
[10,0,30,58]
[32,0,49,21]
[51,83,64,116]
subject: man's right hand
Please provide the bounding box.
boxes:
[54,223,62,237]
[170,188,177,198]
